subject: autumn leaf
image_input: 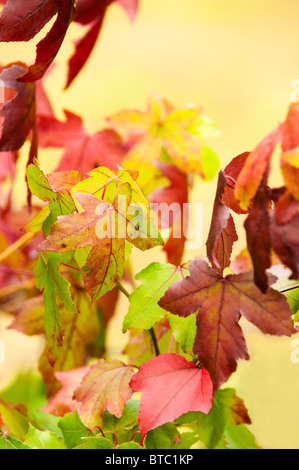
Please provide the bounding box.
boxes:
[280,149,299,200]
[66,0,139,88]
[222,151,250,214]
[235,102,299,211]
[159,257,296,392]
[0,64,36,152]
[234,128,279,211]
[73,359,135,427]
[244,185,271,293]
[206,171,238,272]
[38,110,126,174]
[15,0,75,82]
[42,366,90,417]
[107,93,219,178]
[26,159,77,234]
[150,161,189,266]
[270,209,299,280]
[130,353,213,440]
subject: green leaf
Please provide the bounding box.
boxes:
[144,423,180,449]
[26,160,76,235]
[0,399,29,441]
[35,252,77,366]
[58,410,90,449]
[167,313,196,354]
[75,437,114,449]
[0,434,31,449]
[123,263,188,332]
[200,146,220,181]
[117,442,143,449]
[102,399,140,444]
[175,388,251,449]
[216,424,261,449]
[25,425,65,449]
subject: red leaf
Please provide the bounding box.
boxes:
[0,0,58,42]
[206,171,238,272]
[271,209,299,280]
[38,110,125,173]
[18,0,75,82]
[130,353,213,440]
[150,162,188,266]
[235,128,280,211]
[244,186,271,293]
[0,64,36,151]
[222,151,250,214]
[159,258,296,392]
[66,0,139,88]
[42,366,90,417]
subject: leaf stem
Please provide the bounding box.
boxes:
[150,328,160,357]
[116,281,160,356]
[0,232,35,264]
[116,281,130,298]
[279,285,299,294]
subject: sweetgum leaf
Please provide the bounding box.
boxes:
[18,0,75,82]
[270,209,299,280]
[244,186,271,293]
[123,262,189,332]
[235,102,299,210]
[108,93,219,177]
[58,410,90,449]
[281,149,299,200]
[38,110,126,173]
[25,425,65,449]
[222,152,250,214]
[0,0,58,42]
[66,0,139,88]
[130,353,213,440]
[216,424,261,449]
[38,191,126,301]
[35,252,77,366]
[150,161,188,266]
[38,287,99,396]
[75,436,114,449]
[73,359,135,427]
[235,128,279,211]
[0,434,31,449]
[42,367,89,417]
[176,387,251,449]
[159,258,296,392]
[206,171,238,272]
[0,64,36,151]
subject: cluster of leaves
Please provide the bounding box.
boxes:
[0,0,298,450]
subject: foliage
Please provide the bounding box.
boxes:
[0,0,298,450]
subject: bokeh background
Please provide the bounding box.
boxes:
[1,0,299,448]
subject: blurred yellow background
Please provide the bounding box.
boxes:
[1,0,299,449]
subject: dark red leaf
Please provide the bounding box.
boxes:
[18,0,75,82]
[159,258,295,392]
[0,64,36,151]
[206,171,238,272]
[244,186,271,293]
